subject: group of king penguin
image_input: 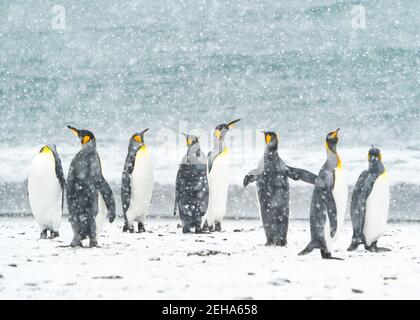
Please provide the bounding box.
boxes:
[27,121,390,259]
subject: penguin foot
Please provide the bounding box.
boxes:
[40,230,48,240]
[123,225,135,233]
[182,226,192,234]
[50,231,60,239]
[347,243,360,251]
[214,222,222,232]
[137,223,146,233]
[272,239,287,247]
[298,244,314,256]
[365,242,391,253]
[201,221,210,232]
[70,238,82,248]
[321,251,343,260]
[89,239,98,248]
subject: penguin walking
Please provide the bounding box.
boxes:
[299,128,348,259]
[66,126,116,247]
[348,147,390,252]
[121,129,154,233]
[202,119,240,232]
[28,145,66,239]
[174,133,209,233]
[243,132,317,246]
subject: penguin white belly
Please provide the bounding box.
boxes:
[28,153,62,231]
[95,194,107,235]
[325,166,348,249]
[204,150,230,225]
[126,147,154,225]
[364,171,389,246]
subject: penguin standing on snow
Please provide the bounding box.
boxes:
[121,129,154,233]
[202,119,240,232]
[299,128,348,259]
[243,132,317,246]
[174,133,209,233]
[348,147,390,252]
[28,144,66,239]
[66,126,116,247]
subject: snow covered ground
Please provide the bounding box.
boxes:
[0,217,419,300]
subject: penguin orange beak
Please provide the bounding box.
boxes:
[227,119,241,129]
[331,128,340,139]
[67,126,79,137]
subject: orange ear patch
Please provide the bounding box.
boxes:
[265,134,272,144]
[134,135,142,143]
[82,136,91,144]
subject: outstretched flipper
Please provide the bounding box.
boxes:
[286,166,317,185]
[243,168,261,188]
[97,176,116,223]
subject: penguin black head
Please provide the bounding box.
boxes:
[263,131,278,150]
[326,128,340,153]
[214,119,241,140]
[131,128,149,146]
[67,126,96,146]
[368,146,382,162]
[181,132,199,147]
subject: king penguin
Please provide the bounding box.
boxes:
[174,133,209,233]
[298,128,348,259]
[243,132,317,246]
[66,126,116,247]
[202,119,240,232]
[28,144,66,239]
[121,129,154,233]
[348,147,390,252]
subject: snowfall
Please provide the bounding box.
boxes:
[0,217,419,300]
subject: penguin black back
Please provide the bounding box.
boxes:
[66,126,116,247]
[244,131,317,246]
[174,133,209,233]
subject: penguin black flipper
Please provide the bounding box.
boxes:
[243,169,261,188]
[196,159,209,216]
[348,171,377,251]
[121,152,136,223]
[97,174,116,223]
[207,151,214,173]
[285,166,317,185]
[50,145,66,211]
[174,168,183,216]
[325,190,338,238]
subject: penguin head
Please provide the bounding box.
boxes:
[181,133,199,148]
[131,128,149,147]
[325,128,340,153]
[214,119,241,140]
[263,131,278,150]
[368,146,382,162]
[67,126,96,146]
